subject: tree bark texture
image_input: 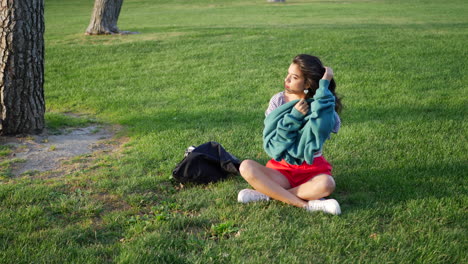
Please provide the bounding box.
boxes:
[86,0,124,35]
[0,0,45,135]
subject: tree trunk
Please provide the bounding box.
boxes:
[0,0,45,135]
[85,0,124,35]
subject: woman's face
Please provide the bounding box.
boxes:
[284,63,306,95]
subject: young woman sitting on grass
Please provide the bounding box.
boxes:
[238,54,343,215]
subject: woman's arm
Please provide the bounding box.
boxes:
[264,67,337,165]
[298,68,336,164]
[263,102,306,161]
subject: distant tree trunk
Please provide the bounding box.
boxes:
[85,0,124,35]
[0,0,45,135]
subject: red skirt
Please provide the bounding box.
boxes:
[266,156,333,188]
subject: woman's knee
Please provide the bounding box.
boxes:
[315,175,336,196]
[239,159,258,180]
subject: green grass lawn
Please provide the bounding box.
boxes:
[1,0,467,263]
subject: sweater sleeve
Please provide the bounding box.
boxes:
[263,102,306,161]
[263,80,336,165]
[299,79,336,164]
[332,112,341,133]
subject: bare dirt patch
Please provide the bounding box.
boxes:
[1,125,124,177]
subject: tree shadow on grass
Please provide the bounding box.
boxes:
[334,160,467,212]
[118,107,263,136]
[332,97,466,211]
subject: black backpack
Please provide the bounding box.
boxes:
[172,141,241,184]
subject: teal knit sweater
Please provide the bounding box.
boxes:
[263,79,336,165]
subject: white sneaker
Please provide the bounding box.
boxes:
[237,189,270,203]
[306,199,341,215]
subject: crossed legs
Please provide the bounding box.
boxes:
[239,159,336,208]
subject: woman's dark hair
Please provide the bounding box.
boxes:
[292,54,343,113]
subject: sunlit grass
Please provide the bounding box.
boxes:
[0,0,466,263]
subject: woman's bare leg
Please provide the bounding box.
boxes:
[239,160,308,208]
[288,174,336,201]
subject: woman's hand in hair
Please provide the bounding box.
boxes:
[322,67,334,81]
[294,99,309,115]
